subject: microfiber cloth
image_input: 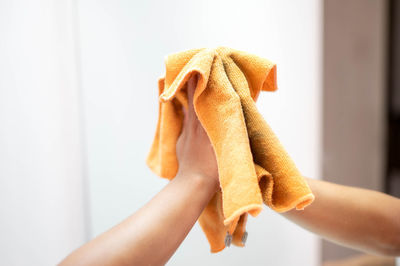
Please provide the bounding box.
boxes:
[146,47,315,252]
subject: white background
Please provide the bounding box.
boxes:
[78,1,322,266]
[0,0,322,265]
[0,1,87,265]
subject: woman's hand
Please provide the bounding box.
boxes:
[59,75,221,266]
[176,74,219,187]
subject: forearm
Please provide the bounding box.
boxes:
[282,178,400,256]
[59,173,218,266]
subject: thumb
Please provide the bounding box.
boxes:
[187,74,198,125]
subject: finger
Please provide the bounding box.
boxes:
[181,101,188,128]
[187,74,197,124]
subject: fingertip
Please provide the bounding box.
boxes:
[187,74,197,103]
[187,74,198,120]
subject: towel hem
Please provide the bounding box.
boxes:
[210,246,226,253]
[271,193,315,213]
[223,203,263,226]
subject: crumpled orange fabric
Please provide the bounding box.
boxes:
[146,47,315,252]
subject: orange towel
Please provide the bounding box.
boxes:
[146,47,315,252]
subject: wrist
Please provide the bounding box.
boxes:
[175,170,219,193]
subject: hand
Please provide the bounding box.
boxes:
[59,75,221,266]
[176,74,219,187]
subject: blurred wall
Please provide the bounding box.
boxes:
[0,1,87,265]
[322,0,388,262]
[77,1,322,265]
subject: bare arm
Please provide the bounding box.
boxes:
[59,173,217,266]
[282,178,400,256]
[59,75,219,266]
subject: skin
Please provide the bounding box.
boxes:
[283,177,400,257]
[59,76,219,266]
[60,75,400,265]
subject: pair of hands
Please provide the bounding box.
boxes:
[176,75,219,187]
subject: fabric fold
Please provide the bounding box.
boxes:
[146,47,314,252]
